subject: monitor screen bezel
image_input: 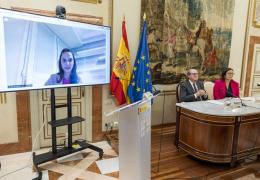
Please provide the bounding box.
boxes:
[0,8,111,93]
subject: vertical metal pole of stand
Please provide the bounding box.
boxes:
[51,88,57,153]
[67,87,72,148]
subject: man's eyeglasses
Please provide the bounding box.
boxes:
[190,73,198,75]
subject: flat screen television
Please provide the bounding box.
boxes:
[0,8,111,92]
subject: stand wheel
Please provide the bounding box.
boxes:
[32,172,42,180]
[99,152,104,159]
[32,152,43,180]
[230,161,237,168]
[257,155,260,161]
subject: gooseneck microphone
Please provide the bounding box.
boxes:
[152,85,161,96]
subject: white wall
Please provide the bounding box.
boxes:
[229,0,249,85]
[112,0,141,63]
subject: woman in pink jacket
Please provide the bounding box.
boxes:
[213,68,239,100]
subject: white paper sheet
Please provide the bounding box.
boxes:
[96,157,119,175]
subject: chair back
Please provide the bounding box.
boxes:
[204,81,214,100]
[176,83,181,103]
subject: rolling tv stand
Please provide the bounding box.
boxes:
[32,87,103,180]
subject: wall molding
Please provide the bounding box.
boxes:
[244,36,260,96]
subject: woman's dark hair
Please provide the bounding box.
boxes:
[221,67,233,80]
[58,48,79,84]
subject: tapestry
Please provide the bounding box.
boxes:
[141,0,235,84]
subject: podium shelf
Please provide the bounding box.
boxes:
[48,116,84,127]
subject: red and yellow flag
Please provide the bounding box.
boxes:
[110,20,132,105]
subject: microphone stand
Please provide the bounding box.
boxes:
[156,91,165,173]
[225,90,246,107]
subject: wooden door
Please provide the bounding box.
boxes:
[38,87,88,147]
[245,36,260,96]
[0,92,31,155]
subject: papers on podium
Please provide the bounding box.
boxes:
[207,100,225,105]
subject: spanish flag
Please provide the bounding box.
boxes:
[110,19,132,105]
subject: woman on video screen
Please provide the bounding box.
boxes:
[45,48,82,85]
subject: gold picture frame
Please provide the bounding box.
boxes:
[71,0,99,4]
[253,0,260,27]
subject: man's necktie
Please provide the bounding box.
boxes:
[193,83,198,93]
[193,83,202,101]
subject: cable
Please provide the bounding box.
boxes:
[0,165,30,179]
[243,104,260,110]
[156,91,166,172]
[32,118,48,153]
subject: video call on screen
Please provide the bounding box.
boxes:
[0,9,111,92]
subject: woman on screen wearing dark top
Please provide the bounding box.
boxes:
[45,48,82,85]
[213,68,239,100]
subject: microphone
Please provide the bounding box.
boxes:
[224,90,246,107]
[152,85,161,96]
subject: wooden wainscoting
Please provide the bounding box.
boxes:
[92,85,103,141]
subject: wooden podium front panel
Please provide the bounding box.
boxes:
[238,113,260,153]
[179,116,234,154]
[178,109,235,163]
[176,107,260,164]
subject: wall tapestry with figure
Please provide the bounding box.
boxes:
[141,0,235,84]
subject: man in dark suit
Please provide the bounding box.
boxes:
[180,69,208,102]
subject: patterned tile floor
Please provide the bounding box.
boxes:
[0,141,119,180]
[2,133,260,179]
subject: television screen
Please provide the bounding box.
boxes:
[0,8,111,92]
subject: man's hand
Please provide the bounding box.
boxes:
[196,89,206,97]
